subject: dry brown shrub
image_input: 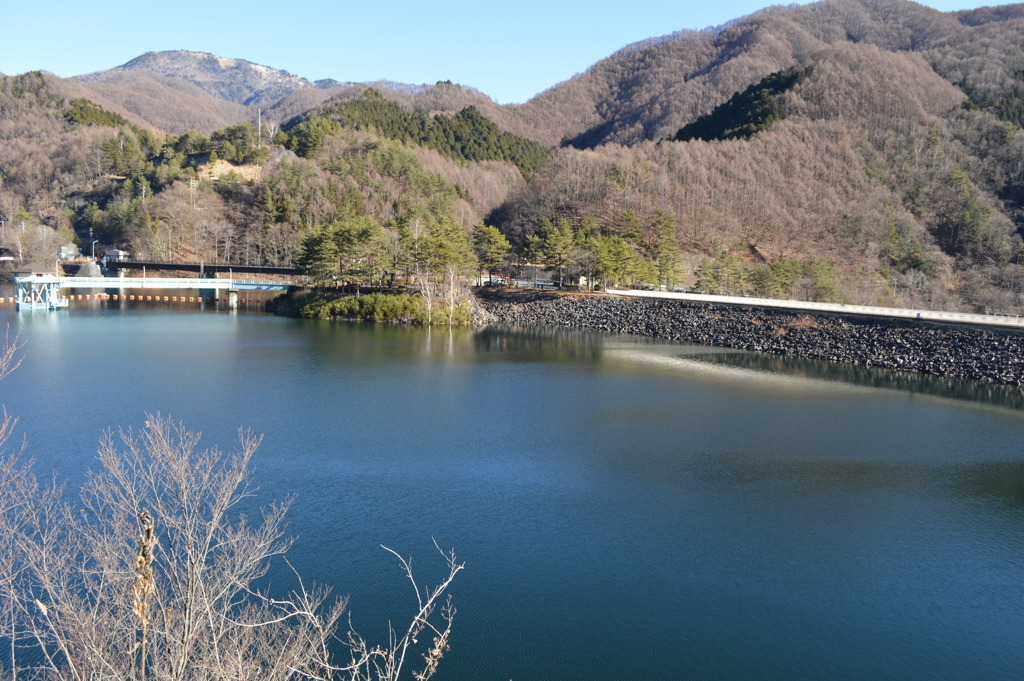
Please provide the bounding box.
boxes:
[789,315,818,328]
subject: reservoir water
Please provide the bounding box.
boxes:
[2,294,1024,680]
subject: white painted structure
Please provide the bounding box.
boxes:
[53,276,290,291]
[12,265,67,310]
[15,277,68,310]
[605,288,1024,330]
[12,275,290,310]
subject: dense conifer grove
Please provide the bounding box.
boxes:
[283,90,547,175]
[675,67,815,142]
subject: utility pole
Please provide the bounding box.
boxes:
[189,178,197,210]
[258,108,262,146]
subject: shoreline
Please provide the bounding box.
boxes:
[474,289,1024,387]
[5,279,1021,388]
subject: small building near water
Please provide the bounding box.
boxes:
[11,263,66,310]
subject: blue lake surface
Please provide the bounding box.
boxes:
[2,293,1024,680]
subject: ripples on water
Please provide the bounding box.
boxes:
[2,299,1024,680]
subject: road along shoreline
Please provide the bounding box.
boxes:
[474,289,1024,387]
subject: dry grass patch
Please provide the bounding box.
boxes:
[199,159,263,182]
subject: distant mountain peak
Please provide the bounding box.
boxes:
[75,50,344,106]
[119,50,282,75]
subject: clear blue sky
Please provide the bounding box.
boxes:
[0,0,996,104]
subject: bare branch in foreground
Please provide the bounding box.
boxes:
[343,542,464,681]
[0,410,462,681]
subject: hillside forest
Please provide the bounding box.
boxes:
[3,0,1024,314]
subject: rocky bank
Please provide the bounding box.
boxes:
[475,290,1024,387]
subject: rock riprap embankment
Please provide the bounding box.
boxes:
[476,291,1024,386]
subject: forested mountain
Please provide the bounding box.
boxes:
[262,80,536,146]
[500,37,1024,307]
[53,2,1024,150]
[73,72,251,136]
[281,90,547,174]
[513,0,1024,148]
[0,71,522,273]
[3,0,1024,314]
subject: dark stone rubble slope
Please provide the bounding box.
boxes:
[476,291,1024,386]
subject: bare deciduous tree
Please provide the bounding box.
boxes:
[0,396,461,681]
[0,329,33,681]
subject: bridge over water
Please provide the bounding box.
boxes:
[13,274,292,310]
[60,276,291,291]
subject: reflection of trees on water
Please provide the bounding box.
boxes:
[688,351,1024,410]
[472,324,616,359]
[473,325,1024,410]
